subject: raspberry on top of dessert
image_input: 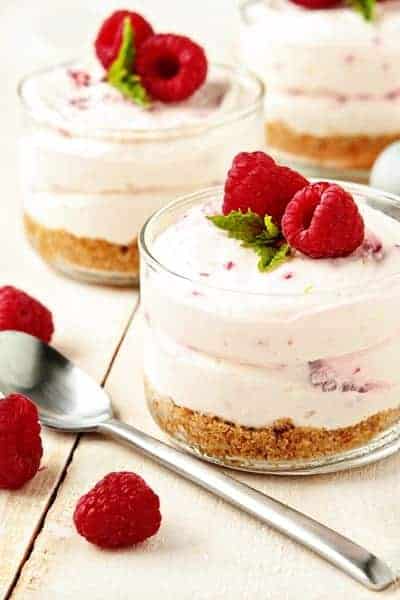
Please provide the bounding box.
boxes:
[95,10,207,105]
[141,152,400,466]
[22,10,233,136]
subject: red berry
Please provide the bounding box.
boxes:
[223,152,309,224]
[74,472,161,549]
[289,0,342,9]
[0,394,42,490]
[95,10,154,70]
[0,286,54,343]
[282,182,365,258]
[136,34,208,103]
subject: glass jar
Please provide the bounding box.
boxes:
[140,183,400,474]
[18,62,264,286]
[239,0,400,182]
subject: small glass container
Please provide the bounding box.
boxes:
[18,62,264,286]
[140,183,400,474]
[239,0,400,182]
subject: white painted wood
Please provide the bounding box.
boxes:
[11,313,400,600]
[0,219,139,600]
[0,6,140,597]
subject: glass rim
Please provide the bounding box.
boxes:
[17,60,265,141]
[139,181,400,298]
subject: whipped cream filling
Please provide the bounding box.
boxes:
[266,93,400,137]
[143,190,400,428]
[240,0,400,136]
[145,326,400,429]
[21,61,241,135]
[150,198,400,297]
[23,191,175,245]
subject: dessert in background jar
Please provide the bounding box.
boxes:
[240,0,400,180]
[19,10,264,285]
[140,151,400,472]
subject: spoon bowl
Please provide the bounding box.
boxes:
[0,331,112,431]
[0,330,394,592]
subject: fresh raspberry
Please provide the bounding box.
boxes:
[0,394,42,490]
[289,0,342,9]
[136,34,208,103]
[223,152,309,224]
[74,472,161,549]
[0,286,54,343]
[95,10,154,70]
[282,182,365,258]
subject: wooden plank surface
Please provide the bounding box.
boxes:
[11,313,400,600]
[0,7,140,596]
[0,235,139,600]
[0,249,139,598]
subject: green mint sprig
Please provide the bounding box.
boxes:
[107,17,151,107]
[255,242,291,272]
[207,210,291,273]
[349,0,376,21]
[208,211,265,243]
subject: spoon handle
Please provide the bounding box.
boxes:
[99,418,394,591]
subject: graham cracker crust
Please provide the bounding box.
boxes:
[266,121,400,170]
[145,380,400,462]
[24,214,139,276]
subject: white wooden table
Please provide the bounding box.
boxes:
[1,2,400,598]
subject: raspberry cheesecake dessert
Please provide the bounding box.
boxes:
[19,10,264,285]
[240,0,400,179]
[140,151,400,471]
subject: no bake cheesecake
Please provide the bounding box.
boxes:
[140,152,400,469]
[240,0,400,178]
[19,10,264,285]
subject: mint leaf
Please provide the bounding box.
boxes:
[208,210,265,243]
[262,243,291,272]
[264,215,279,238]
[208,209,291,273]
[254,245,276,271]
[350,0,375,21]
[108,17,135,79]
[107,17,151,107]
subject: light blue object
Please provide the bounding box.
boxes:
[370,141,400,194]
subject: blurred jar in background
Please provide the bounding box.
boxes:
[18,61,264,285]
[240,0,400,182]
[16,1,261,286]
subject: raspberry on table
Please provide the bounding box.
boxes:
[95,10,154,70]
[223,152,309,224]
[136,34,208,103]
[282,182,365,258]
[0,286,54,343]
[74,472,162,549]
[0,394,43,490]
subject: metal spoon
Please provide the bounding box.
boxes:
[0,330,395,591]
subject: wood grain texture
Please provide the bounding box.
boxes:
[11,313,400,600]
[0,5,139,597]
[0,270,138,600]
